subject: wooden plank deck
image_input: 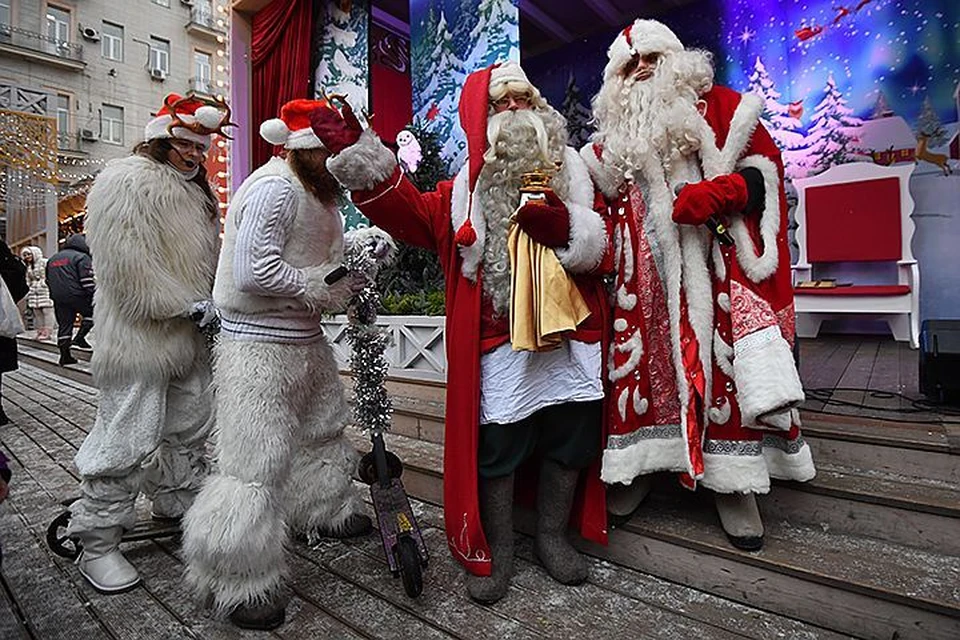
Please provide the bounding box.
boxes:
[798,335,957,425]
[0,363,850,640]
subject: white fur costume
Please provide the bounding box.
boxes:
[182,156,366,613]
[69,155,219,535]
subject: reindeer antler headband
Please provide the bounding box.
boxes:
[164,94,237,140]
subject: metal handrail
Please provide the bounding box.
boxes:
[0,23,84,61]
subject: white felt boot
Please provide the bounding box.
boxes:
[714,492,765,551]
[76,527,141,593]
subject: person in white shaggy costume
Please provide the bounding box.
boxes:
[69,93,228,594]
[182,98,390,631]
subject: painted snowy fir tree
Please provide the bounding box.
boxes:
[745,56,810,179]
[463,0,519,73]
[916,96,947,147]
[804,73,864,175]
[412,9,467,168]
[560,73,593,149]
[314,0,369,114]
[871,91,894,119]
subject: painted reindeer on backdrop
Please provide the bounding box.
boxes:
[915,134,954,176]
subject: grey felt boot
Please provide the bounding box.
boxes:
[76,526,141,593]
[606,474,653,527]
[466,473,514,605]
[715,492,765,551]
[535,460,587,585]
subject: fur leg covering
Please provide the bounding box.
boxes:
[283,436,364,542]
[67,474,140,536]
[182,475,286,613]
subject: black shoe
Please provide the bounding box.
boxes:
[72,337,92,350]
[59,346,78,366]
[229,601,286,631]
[726,533,764,551]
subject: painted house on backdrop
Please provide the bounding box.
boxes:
[949,84,960,161]
[856,115,917,165]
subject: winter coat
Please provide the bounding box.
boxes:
[0,241,27,373]
[84,155,219,384]
[20,246,53,309]
[46,235,95,309]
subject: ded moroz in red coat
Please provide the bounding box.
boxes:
[325,126,612,577]
[582,85,816,493]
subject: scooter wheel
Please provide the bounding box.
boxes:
[357,450,404,485]
[394,535,423,598]
[47,510,82,561]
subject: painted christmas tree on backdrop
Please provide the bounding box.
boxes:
[560,73,593,149]
[804,73,864,175]
[314,0,369,114]
[746,56,810,179]
[916,96,947,147]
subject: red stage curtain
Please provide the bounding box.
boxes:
[251,0,314,169]
[371,62,412,144]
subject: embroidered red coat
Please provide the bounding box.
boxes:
[329,134,611,576]
[581,86,816,493]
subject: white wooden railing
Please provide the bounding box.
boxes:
[322,315,447,382]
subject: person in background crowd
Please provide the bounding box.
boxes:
[45,234,95,365]
[0,239,28,426]
[21,246,55,341]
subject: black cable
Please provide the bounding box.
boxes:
[804,387,960,418]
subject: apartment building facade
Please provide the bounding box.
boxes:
[0,0,227,253]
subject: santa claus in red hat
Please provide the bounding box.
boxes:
[581,19,815,550]
[311,61,612,604]
[69,93,228,594]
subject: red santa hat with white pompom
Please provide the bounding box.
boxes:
[603,19,685,81]
[259,99,329,150]
[144,93,224,151]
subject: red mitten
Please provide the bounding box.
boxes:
[514,189,570,248]
[672,173,749,226]
[309,103,363,154]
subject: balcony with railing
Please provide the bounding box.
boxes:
[56,129,88,157]
[186,6,224,39]
[0,23,85,70]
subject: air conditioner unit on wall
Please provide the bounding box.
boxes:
[79,128,98,141]
[80,26,100,41]
[149,68,167,81]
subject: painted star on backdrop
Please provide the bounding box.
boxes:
[739,26,756,44]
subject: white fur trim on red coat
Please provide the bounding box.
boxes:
[326,129,397,192]
[765,440,816,483]
[579,143,624,199]
[700,452,771,494]
[601,435,690,485]
[554,146,607,273]
[729,154,782,283]
[449,166,483,281]
[733,325,804,428]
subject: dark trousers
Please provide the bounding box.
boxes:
[53,301,93,346]
[478,400,602,479]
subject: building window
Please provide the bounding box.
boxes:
[101,21,123,61]
[55,93,72,147]
[149,36,170,74]
[46,5,71,44]
[101,104,124,145]
[193,51,211,93]
[1,0,11,29]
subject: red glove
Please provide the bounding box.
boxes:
[514,189,570,248]
[309,103,363,154]
[672,173,749,226]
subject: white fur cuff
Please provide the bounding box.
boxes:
[733,325,804,428]
[579,144,623,199]
[326,129,398,191]
[555,202,607,273]
[700,452,772,494]
[601,436,691,484]
[765,441,816,483]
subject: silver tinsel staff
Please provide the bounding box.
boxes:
[343,233,394,434]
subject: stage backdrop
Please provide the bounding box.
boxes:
[525,0,960,324]
[410,0,520,169]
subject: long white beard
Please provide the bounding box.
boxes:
[477,107,568,315]
[592,51,713,178]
